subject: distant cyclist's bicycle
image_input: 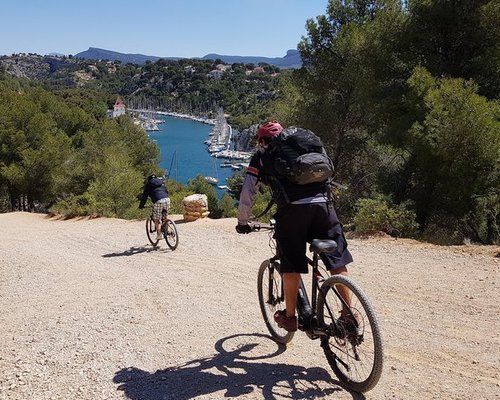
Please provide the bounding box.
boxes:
[254,221,383,393]
[146,209,179,250]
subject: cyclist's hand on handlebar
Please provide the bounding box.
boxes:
[235,223,252,234]
[251,223,261,231]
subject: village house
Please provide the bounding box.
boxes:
[207,69,224,79]
[107,96,126,118]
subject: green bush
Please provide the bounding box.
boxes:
[420,217,463,245]
[50,192,99,218]
[86,162,143,218]
[220,193,237,218]
[353,196,419,237]
[168,189,191,214]
[226,170,245,199]
[250,186,276,222]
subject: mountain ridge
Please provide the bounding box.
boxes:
[74,47,302,68]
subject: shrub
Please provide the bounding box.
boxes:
[86,166,143,217]
[226,170,245,199]
[353,196,419,237]
[220,193,237,218]
[50,192,99,217]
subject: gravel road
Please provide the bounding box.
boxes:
[0,212,498,399]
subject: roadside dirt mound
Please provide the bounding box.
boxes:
[1,212,498,399]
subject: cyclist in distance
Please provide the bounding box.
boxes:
[139,174,171,241]
[235,121,353,332]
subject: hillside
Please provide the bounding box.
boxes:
[0,212,498,399]
[74,47,168,64]
[74,47,302,68]
[0,52,283,128]
[201,49,302,69]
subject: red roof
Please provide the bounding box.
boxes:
[114,96,125,107]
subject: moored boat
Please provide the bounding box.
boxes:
[205,176,218,185]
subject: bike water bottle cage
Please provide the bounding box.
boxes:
[309,239,337,254]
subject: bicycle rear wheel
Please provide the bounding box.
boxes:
[317,275,383,393]
[257,259,294,344]
[164,219,179,250]
[146,217,159,246]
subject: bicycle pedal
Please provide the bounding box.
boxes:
[305,332,320,340]
[298,317,315,332]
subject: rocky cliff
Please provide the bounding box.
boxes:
[233,124,258,152]
[0,54,76,80]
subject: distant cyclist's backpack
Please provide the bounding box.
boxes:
[267,127,334,185]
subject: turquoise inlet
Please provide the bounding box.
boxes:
[147,115,243,191]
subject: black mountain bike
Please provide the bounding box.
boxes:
[255,222,383,393]
[146,209,179,250]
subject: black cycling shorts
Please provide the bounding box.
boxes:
[274,202,353,274]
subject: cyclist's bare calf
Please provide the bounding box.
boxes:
[329,266,353,315]
[283,272,301,318]
[154,218,162,237]
[285,265,350,320]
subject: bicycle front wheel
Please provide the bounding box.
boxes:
[257,259,294,344]
[164,219,179,250]
[317,275,383,393]
[146,217,159,246]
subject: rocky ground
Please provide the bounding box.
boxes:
[0,212,498,400]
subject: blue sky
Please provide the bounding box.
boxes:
[0,0,328,58]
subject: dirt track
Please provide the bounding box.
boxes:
[0,212,499,400]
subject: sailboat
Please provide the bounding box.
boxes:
[205,158,219,185]
[166,150,179,182]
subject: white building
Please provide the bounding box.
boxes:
[107,96,126,118]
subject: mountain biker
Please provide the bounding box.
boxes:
[235,121,353,332]
[139,174,171,241]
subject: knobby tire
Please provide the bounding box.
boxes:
[317,275,383,393]
[164,219,179,250]
[146,217,159,246]
[257,259,294,344]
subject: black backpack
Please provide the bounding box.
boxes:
[267,127,334,185]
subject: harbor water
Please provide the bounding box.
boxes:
[147,115,245,193]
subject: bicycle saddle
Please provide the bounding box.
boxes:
[309,239,338,254]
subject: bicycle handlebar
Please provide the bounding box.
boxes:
[250,219,275,232]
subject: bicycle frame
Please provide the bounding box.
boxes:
[267,248,349,339]
[298,253,331,338]
[149,210,167,228]
[255,222,384,393]
[255,221,350,337]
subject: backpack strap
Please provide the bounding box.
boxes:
[267,174,291,204]
[253,198,276,220]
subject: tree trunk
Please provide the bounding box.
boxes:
[486,212,499,245]
[466,220,486,245]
